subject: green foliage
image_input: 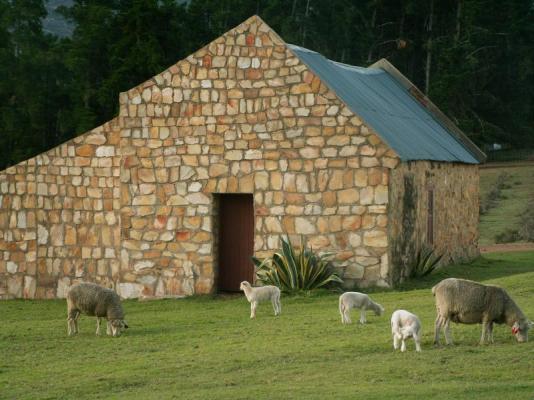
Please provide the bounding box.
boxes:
[495,228,521,244]
[495,199,534,243]
[479,172,511,215]
[518,201,534,241]
[1,0,533,170]
[479,165,534,245]
[408,246,443,279]
[252,236,342,292]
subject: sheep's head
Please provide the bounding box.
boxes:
[110,319,129,337]
[239,281,251,291]
[512,320,532,342]
[375,304,385,316]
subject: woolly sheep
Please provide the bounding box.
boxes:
[391,310,422,352]
[239,281,281,319]
[339,292,384,324]
[432,278,533,345]
[67,282,128,337]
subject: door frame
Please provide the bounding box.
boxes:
[213,193,255,292]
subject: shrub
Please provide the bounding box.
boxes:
[494,200,534,243]
[252,236,343,292]
[480,172,511,215]
[495,228,521,243]
[518,201,534,241]
[408,246,443,279]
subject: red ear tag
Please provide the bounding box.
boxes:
[512,326,519,335]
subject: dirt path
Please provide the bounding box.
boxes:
[480,242,534,254]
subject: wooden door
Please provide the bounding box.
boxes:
[217,194,254,292]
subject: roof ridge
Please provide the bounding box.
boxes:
[370,58,486,163]
[289,46,484,164]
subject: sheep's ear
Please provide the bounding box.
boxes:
[124,321,129,329]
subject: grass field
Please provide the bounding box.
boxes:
[1,251,534,399]
[479,164,534,245]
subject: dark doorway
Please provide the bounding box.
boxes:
[217,194,254,292]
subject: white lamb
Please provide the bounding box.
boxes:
[239,281,281,319]
[391,310,422,352]
[339,292,384,324]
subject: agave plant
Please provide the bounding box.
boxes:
[408,246,443,279]
[252,236,343,292]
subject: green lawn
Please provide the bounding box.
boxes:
[2,252,534,399]
[479,165,534,245]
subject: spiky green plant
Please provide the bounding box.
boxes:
[252,236,343,292]
[408,246,443,279]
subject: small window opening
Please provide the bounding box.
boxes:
[427,189,434,245]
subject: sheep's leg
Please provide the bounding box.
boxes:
[276,296,281,316]
[433,315,442,345]
[74,311,80,334]
[359,307,367,324]
[96,318,102,336]
[106,320,112,336]
[400,337,407,352]
[67,310,78,336]
[393,333,400,350]
[67,318,74,336]
[488,322,494,343]
[343,308,351,324]
[250,301,257,319]
[480,321,488,344]
[271,297,280,316]
[414,332,422,352]
[444,319,453,345]
[481,320,493,345]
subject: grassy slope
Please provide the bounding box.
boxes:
[1,252,534,399]
[479,165,534,245]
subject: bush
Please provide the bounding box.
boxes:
[252,236,343,293]
[518,201,534,241]
[495,228,521,243]
[494,200,534,243]
[480,172,511,215]
[408,246,443,279]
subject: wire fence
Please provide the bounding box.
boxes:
[485,148,534,162]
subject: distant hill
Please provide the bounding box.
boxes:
[43,0,73,37]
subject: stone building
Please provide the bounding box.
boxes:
[0,16,485,299]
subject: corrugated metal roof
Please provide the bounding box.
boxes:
[289,44,480,164]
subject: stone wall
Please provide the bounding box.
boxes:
[3,16,481,299]
[117,15,399,297]
[388,161,479,284]
[0,119,121,299]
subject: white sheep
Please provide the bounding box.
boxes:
[339,292,384,324]
[239,281,281,319]
[67,282,128,337]
[391,310,422,352]
[433,278,533,345]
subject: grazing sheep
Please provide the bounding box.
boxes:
[339,292,384,324]
[391,310,422,352]
[432,278,533,345]
[67,282,128,337]
[239,281,281,319]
